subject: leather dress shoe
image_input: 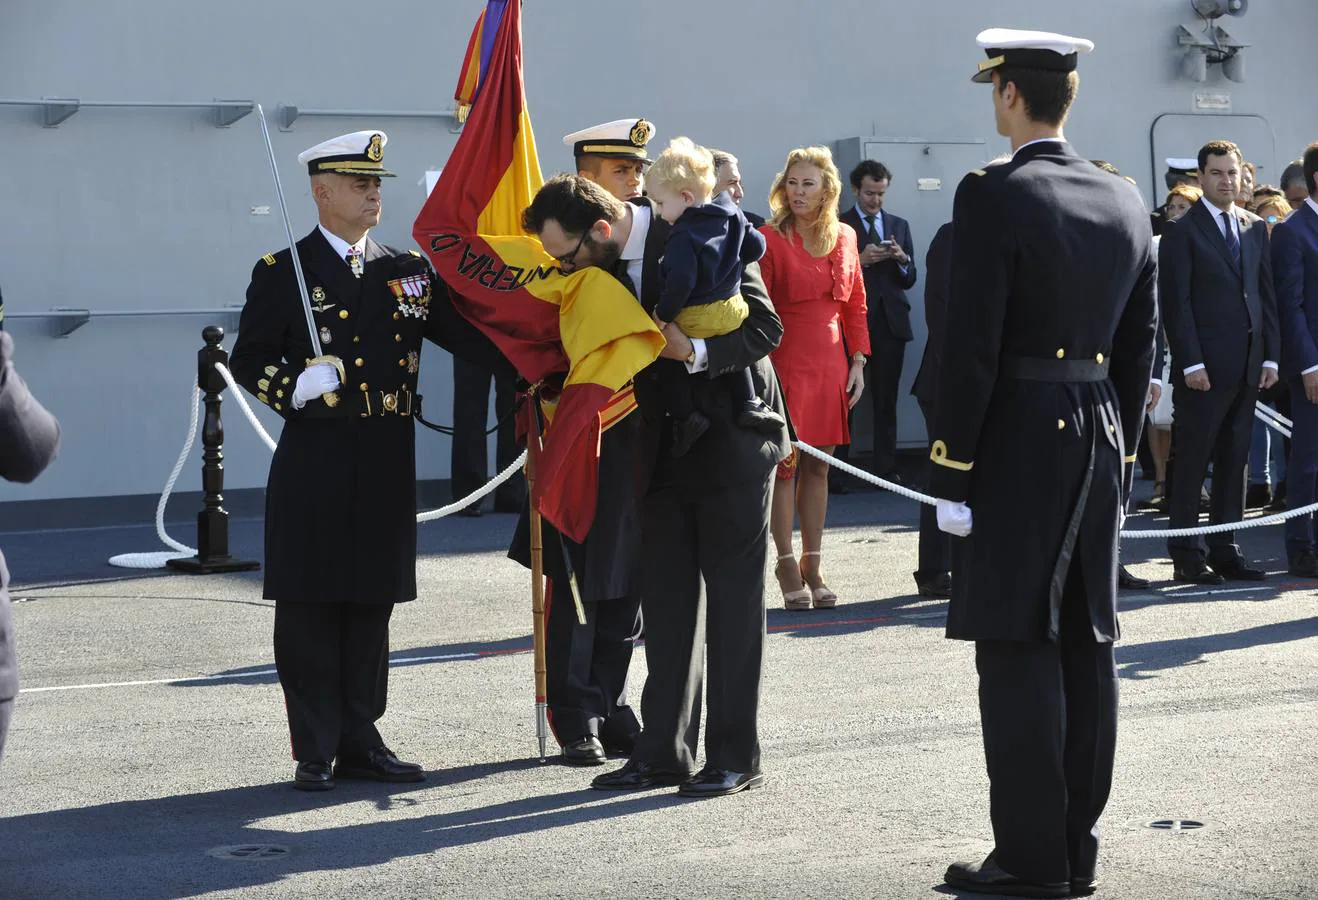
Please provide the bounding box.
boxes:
[1245,482,1273,510]
[1209,559,1266,581]
[591,759,691,790]
[1289,550,1318,578]
[1172,561,1225,585]
[561,735,606,766]
[943,852,1068,898]
[1118,565,1150,590]
[915,571,952,599]
[676,766,765,798]
[293,761,335,792]
[1070,875,1098,896]
[333,746,426,783]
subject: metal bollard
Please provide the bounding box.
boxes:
[167,325,261,575]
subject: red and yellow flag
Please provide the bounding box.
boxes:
[414,0,662,542]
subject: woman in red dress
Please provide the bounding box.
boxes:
[759,146,869,610]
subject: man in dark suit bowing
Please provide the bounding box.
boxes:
[1271,141,1318,577]
[1160,139,1280,585]
[931,29,1158,896]
[840,160,917,482]
[524,172,792,798]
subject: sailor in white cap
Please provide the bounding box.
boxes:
[1165,157,1201,187]
[562,117,655,201]
[930,28,1158,897]
[230,131,510,792]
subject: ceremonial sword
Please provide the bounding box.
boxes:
[254,103,345,406]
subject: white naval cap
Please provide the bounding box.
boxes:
[1165,157,1199,174]
[562,118,656,163]
[297,130,397,177]
[972,28,1095,83]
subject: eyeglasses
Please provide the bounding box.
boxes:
[553,230,591,267]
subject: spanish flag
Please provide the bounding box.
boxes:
[414,0,663,542]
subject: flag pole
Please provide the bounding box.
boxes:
[526,384,550,763]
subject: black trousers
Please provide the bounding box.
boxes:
[451,356,525,510]
[916,396,951,581]
[544,581,642,747]
[1167,374,1257,566]
[974,557,1118,884]
[633,469,771,774]
[0,698,11,766]
[867,331,908,475]
[273,601,393,763]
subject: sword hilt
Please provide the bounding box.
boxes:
[306,354,346,408]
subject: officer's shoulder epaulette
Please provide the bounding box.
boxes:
[409,249,422,257]
[970,169,987,177]
[261,253,278,266]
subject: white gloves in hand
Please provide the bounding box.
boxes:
[292,363,341,409]
[936,500,973,537]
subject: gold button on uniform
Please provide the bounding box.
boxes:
[398,358,407,367]
[354,358,364,367]
[1057,419,1066,430]
[393,312,401,321]
[339,310,349,320]
[1096,353,1104,364]
[394,334,402,342]
[359,382,369,392]
[1056,348,1065,359]
[353,336,360,343]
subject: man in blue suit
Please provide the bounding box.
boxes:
[1273,142,1318,577]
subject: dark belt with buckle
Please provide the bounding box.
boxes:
[338,388,416,417]
[1000,356,1110,383]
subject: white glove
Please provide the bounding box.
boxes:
[292,363,341,409]
[936,500,973,537]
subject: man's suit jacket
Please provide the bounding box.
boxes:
[1272,201,1318,379]
[630,199,793,490]
[840,207,918,342]
[1158,200,1279,385]
[0,332,61,705]
[911,221,952,409]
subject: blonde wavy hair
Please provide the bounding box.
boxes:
[647,136,716,201]
[767,146,842,257]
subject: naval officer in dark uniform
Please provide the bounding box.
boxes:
[507,119,657,766]
[231,130,506,791]
[929,31,1158,897]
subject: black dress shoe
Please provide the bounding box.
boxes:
[293,761,335,792]
[1172,562,1225,585]
[1289,550,1318,578]
[561,735,606,766]
[944,852,1069,898]
[591,759,691,791]
[1209,559,1267,581]
[1118,565,1150,590]
[675,766,765,798]
[1245,483,1273,510]
[1267,481,1287,512]
[915,571,952,599]
[334,746,426,783]
[1070,875,1098,896]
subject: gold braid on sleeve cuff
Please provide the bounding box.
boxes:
[930,440,973,472]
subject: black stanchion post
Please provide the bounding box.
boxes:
[167,325,261,575]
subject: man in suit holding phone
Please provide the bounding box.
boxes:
[1159,139,1280,584]
[1272,141,1318,577]
[839,160,917,483]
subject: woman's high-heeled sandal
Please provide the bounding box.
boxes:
[800,550,837,609]
[775,553,812,611]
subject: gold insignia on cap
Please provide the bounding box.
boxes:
[629,119,654,147]
[978,54,1006,73]
[366,133,384,162]
[262,253,277,266]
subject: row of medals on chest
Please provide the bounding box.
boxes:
[310,284,426,374]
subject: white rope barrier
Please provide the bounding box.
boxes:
[108,365,528,570]
[792,439,1318,541]
[1255,403,1291,438]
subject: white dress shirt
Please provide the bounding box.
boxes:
[318,224,367,262]
[624,203,708,373]
[1182,198,1277,377]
